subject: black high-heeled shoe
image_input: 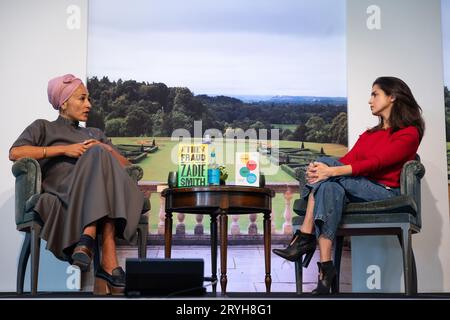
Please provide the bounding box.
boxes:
[311,261,338,295]
[71,234,95,272]
[94,266,126,295]
[272,230,317,267]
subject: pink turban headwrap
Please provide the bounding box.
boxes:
[47,74,84,110]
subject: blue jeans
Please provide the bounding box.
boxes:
[301,157,400,241]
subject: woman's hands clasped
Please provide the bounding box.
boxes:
[63,139,113,158]
[306,161,334,184]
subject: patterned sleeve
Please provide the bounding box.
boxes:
[10,119,47,150]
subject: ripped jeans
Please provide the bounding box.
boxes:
[301,157,400,241]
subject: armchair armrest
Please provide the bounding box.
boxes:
[125,164,150,213]
[400,160,425,195]
[125,164,144,182]
[12,158,42,226]
[294,167,307,190]
[400,159,425,228]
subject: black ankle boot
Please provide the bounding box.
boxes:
[312,261,338,295]
[272,230,316,266]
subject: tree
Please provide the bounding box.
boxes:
[85,76,347,139]
[150,109,164,136]
[444,87,449,140]
[281,128,293,140]
[139,82,170,107]
[171,110,194,134]
[98,91,111,113]
[173,87,194,112]
[305,116,329,142]
[305,116,326,131]
[249,121,266,138]
[87,76,100,97]
[328,112,348,146]
[138,83,159,101]
[445,86,450,107]
[125,107,153,136]
[154,82,170,107]
[105,118,126,137]
[86,109,105,131]
[292,123,306,141]
[161,113,173,136]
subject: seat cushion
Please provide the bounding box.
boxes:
[16,194,42,226]
[139,212,149,224]
[292,195,419,228]
[24,193,41,213]
[142,197,151,213]
[293,212,419,234]
[138,196,150,225]
[339,212,418,225]
[293,195,417,216]
[16,211,43,230]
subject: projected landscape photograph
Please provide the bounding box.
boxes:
[86,0,347,234]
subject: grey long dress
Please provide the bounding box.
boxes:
[11,116,145,261]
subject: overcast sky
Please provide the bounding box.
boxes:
[87,0,346,97]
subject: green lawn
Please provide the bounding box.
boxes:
[112,137,179,181]
[111,137,347,182]
[272,124,298,131]
[112,137,347,233]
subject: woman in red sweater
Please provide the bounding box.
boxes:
[273,76,425,294]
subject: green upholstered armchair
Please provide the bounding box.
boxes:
[292,157,425,296]
[12,157,150,295]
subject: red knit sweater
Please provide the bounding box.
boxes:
[339,126,420,187]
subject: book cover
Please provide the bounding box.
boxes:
[235,152,260,186]
[177,144,209,187]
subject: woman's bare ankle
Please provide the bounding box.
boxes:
[300,226,314,235]
[100,262,119,275]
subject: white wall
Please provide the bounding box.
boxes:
[347,0,450,292]
[0,0,87,291]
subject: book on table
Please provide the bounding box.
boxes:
[177,144,209,187]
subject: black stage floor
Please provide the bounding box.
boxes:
[1,291,450,299]
[2,292,449,319]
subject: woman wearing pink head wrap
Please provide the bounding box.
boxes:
[47,74,83,110]
[9,74,145,295]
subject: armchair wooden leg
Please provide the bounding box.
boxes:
[295,260,303,294]
[399,225,414,295]
[333,235,344,293]
[137,223,148,259]
[17,233,31,294]
[411,250,418,293]
[210,214,218,294]
[30,224,41,295]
